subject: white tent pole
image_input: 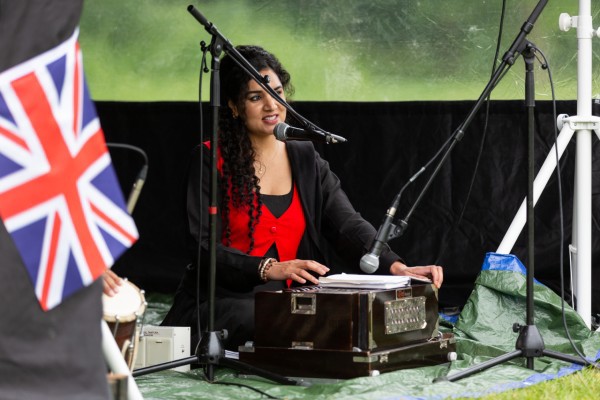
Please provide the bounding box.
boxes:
[572,0,593,329]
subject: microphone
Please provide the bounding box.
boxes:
[360,166,424,273]
[126,164,148,214]
[360,208,398,274]
[106,142,149,214]
[274,122,347,144]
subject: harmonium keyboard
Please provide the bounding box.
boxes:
[238,284,456,379]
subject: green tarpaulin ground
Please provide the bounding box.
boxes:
[133,253,599,399]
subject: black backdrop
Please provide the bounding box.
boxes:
[97,100,599,313]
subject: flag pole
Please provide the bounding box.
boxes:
[102,321,144,400]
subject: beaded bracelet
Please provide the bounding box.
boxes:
[258,258,276,282]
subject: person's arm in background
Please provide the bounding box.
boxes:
[102,269,123,296]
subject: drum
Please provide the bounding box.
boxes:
[102,279,146,370]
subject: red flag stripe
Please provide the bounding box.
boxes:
[40,212,62,310]
[0,125,29,151]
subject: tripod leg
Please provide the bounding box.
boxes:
[220,357,299,386]
[542,349,588,366]
[433,350,523,383]
[132,356,200,377]
[196,331,298,385]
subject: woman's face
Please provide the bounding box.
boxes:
[232,68,287,139]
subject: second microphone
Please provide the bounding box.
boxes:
[274,122,347,144]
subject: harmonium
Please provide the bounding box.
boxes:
[238,283,456,379]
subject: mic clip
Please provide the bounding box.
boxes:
[323,132,347,144]
[387,219,407,242]
[303,123,347,144]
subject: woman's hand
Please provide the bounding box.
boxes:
[102,269,123,296]
[390,261,444,289]
[266,259,330,285]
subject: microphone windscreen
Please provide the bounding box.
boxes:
[359,253,379,274]
[273,123,288,141]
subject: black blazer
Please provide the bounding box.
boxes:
[184,141,402,295]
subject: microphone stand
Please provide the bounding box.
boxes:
[412,0,586,382]
[362,0,586,383]
[132,6,298,385]
[377,1,553,248]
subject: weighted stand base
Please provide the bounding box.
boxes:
[434,324,586,383]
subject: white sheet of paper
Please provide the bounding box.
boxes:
[318,273,411,289]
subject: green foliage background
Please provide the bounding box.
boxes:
[80,0,600,101]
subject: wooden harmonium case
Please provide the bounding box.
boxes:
[253,284,439,351]
[240,284,456,379]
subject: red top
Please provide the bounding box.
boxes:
[226,184,305,260]
[204,142,306,259]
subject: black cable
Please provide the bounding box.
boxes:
[377,105,469,243]
[381,48,516,235]
[535,47,598,368]
[105,142,149,213]
[213,380,279,399]
[105,142,149,165]
[434,0,507,265]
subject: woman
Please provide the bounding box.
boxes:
[162,45,443,351]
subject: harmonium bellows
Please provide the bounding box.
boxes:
[239,284,457,379]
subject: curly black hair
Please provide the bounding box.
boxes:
[218,45,294,253]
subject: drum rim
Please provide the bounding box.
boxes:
[102,280,146,323]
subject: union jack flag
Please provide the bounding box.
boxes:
[0,30,138,311]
